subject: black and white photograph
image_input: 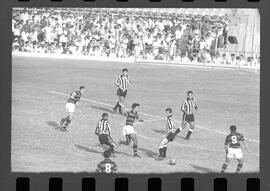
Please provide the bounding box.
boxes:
[11,8,260,173]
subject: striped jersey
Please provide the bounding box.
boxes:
[181,98,198,114]
[166,115,175,133]
[225,132,245,149]
[67,91,82,104]
[95,119,111,135]
[126,111,139,126]
[115,74,130,90]
[96,159,118,173]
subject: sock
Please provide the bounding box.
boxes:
[159,147,163,157]
[63,116,71,128]
[221,163,228,173]
[175,127,182,135]
[163,147,167,158]
[236,162,243,173]
[133,144,138,155]
[114,101,120,110]
[186,130,193,139]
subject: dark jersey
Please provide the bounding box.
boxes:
[95,119,111,136]
[225,132,245,149]
[67,91,82,104]
[96,159,117,173]
[126,110,139,126]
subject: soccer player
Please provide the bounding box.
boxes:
[60,86,85,130]
[96,150,118,173]
[113,68,131,115]
[158,108,182,160]
[221,125,250,173]
[178,90,198,140]
[95,113,117,156]
[118,103,144,157]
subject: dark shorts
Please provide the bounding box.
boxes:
[183,113,195,123]
[166,132,176,142]
[98,134,111,146]
[117,88,127,97]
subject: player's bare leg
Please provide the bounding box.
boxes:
[113,97,121,113]
[235,158,244,173]
[185,122,195,140]
[118,96,125,115]
[118,135,131,146]
[221,157,231,173]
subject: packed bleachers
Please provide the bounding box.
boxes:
[12,8,259,66]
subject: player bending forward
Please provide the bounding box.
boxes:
[118,103,144,157]
[96,150,118,173]
[221,125,250,173]
[158,108,182,160]
[95,113,117,156]
[113,68,131,115]
[60,86,85,130]
[180,90,198,140]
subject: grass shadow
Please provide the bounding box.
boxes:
[46,121,64,131]
[138,147,159,159]
[190,164,217,173]
[74,144,102,154]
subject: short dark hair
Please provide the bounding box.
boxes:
[102,113,108,119]
[165,108,172,113]
[187,90,193,95]
[122,68,128,73]
[103,150,111,158]
[132,103,140,109]
[79,86,85,90]
[230,125,237,132]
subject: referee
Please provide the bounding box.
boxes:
[180,90,198,140]
[113,68,131,115]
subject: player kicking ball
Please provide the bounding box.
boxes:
[96,150,118,173]
[118,103,144,157]
[113,68,131,115]
[221,125,251,173]
[180,90,198,140]
[95,113,117,157]
[157,108,182,160]
[60,86,85,131]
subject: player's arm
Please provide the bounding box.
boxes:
[112,163,118,173]
[181,101,187,114]
[193,98,198,111]
[95,123,99,136]
[224,136,229,154]
[107,122,111,136]
[136,113,144,122]
[114,76,120,87]
[241,135,251,153]
[96,163,102,173]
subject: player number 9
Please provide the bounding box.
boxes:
[231,136,237,144]
[105,163,111,173]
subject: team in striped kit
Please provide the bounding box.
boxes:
[58,68,251,173]
[113,68,131,115]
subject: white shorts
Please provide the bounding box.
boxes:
[227,148,243,159]
[122,125,136,136]
[66,102,75,113]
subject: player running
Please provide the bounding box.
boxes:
[118,103,144,157]
[96,150,118,173]
[221,125,250,173]
[157,108,182,160]
[113,68,131,115]
[95,113,117,156]
[179,90,198,140]
[60,86,85,131]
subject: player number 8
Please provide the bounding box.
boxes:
[231,136,237,144]
[105,163,111,173]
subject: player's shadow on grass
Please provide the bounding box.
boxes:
[138,147,159,159]
[91,105,115,114]
[190,164,217,173]
[46,121,63,131]
[152,129,186,139]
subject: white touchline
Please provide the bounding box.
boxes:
[49,90,260,144]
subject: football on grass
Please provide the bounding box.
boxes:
[169,158,177,165]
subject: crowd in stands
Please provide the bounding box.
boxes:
[12,8,259,66]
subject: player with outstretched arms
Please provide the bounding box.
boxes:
[113,68,131,115]
[60,86,85,130]
[177,90,198,140]
[95,113,117,156]
[157,108,182,160]
[221,125,251,173]
[96,150,118,173]
[118,103,144,157]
